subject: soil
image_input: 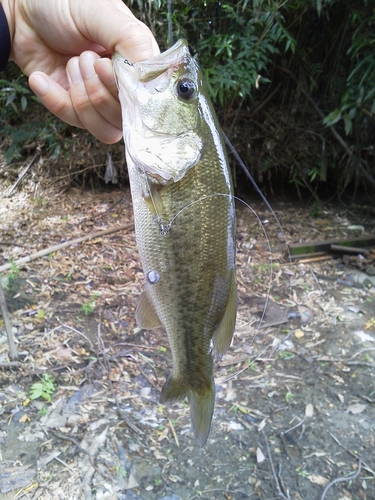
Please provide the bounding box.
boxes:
[0,183,375,500]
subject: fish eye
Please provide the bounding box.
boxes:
[176,78,196,100]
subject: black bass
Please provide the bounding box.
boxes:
[113,39,237,446]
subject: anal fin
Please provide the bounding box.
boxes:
[213,270,237,356]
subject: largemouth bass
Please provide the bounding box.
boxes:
[113,39,237,446]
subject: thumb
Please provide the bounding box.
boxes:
[76,0,160,62]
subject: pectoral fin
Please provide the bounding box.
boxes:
[136,290,163,329]
[213,271,237,356]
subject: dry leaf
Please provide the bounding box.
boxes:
[305,403,314,417]
[294,329,304,340]
[225,380,237,402]
[308,474,329,486]
[258,418,267,431]
[256,447,266,463]
[19,413,31,423]
[347,403,366,414]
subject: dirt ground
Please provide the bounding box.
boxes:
[0,183,375,500]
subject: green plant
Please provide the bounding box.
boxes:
[278,350,295,360]
[81,293,100,316]
[0,74,33,116]
[323,6,375,136]
[196,2,295,110]
[298,468,309,478]
[285,391,294,402]
[0,72,70,162]
[38,407,48,417]
[30,374,56,402]
[9,258,20,279]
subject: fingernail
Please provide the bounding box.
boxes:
[67,57,83,85]
[29,74,49,96]
[81,52,99,80]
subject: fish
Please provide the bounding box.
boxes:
[113,39,237,446]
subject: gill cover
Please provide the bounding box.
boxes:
[113,39,203,184]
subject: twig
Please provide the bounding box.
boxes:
[96,323,144,435]
[169,418,180,447]
[0,281,18,360]
[0,361,21,368]
[261,429,291,500]
[0,222,133,274]
[320,459,361,500]
[6,154,38,197]
[350,347,375,359]
[57,319,94,349]
[283,416,305,435]
[329,433,375,476]
[51,431,94,464]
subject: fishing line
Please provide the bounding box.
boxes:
[223,131,289,256]
[150,192,274,333]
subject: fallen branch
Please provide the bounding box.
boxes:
[0,361,21,369]
[6,154,38,197]
[0,222,133,274]
[320,459,361,500]
[0,281,18,360]
[262,429,291,500]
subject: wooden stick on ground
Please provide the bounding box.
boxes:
[0,281,18,360]
[0,222,133,274]
[6,154,39,197]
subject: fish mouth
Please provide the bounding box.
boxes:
[113,39,191,82]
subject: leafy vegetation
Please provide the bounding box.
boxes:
[0,0,374,197]
[29,374,56,402]
[0,69,70,163]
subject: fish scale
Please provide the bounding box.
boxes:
[114,39,237,446]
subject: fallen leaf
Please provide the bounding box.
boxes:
[256,447,266,463]
[308,474,329,486]
[294,329,304,340]
[227,421,243,431]
[347,403,366,414]
[354,330,375,342]
[305,403,314,417]
[225,380,237,402]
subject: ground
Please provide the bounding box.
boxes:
[0,184,375,500]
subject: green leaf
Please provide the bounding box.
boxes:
[323,109,342,126]
[343,113,352,135]
[21,95,28,111]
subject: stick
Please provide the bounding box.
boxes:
[0,281,18,360]
[320,460,361,500]
[0,361,21,368]
[0,222,133,274]
[261,429,290,500]
[6,154,38,197]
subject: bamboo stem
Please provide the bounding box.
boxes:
[0,222,133,274]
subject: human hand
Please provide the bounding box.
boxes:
[2,0,159,143]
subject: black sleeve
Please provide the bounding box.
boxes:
[0,2,11,71]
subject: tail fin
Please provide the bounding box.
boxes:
[187,385,215,447]
[160,375,215,447]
